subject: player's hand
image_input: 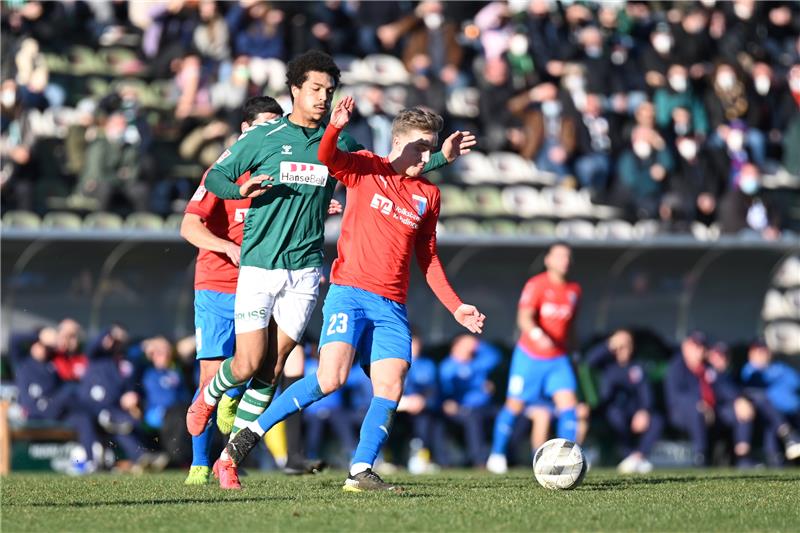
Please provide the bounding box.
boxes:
[330,96,355,128]
[441,130,477,162]
[631,409,650,433]
[240,174,273,198]
[454,304,485,334]
[223,241,241,266]
[327,198,343,215]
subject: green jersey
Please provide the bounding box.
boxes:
[205,114,448,270]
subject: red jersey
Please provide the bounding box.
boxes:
[184,170,251,293]
[517,272,581,358]
[319,124,462,313]
[52,351,88,381]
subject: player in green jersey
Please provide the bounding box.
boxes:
[186,51,475,488]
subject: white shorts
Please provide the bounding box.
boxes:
[234,265,321,341]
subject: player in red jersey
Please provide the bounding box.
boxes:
[487,241,582,474]
[220,97,485,491]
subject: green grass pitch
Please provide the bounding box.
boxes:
[2,469,799,532]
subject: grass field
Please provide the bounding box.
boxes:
[2,469,799,532]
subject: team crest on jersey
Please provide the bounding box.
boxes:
[411,194,428,216]
[234,208,249,223]
[281,144,293,155]
[279,161,328,186]
[190,185,207,202]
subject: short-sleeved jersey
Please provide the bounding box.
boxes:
[207,116,362,270]
[184,170,251,293]
[319,125,462,312]
[517,272,581,358]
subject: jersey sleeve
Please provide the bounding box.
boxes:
[518,277,542,310]
[414,190,463,314]
[205,124,272,198]
[319,124,379,187]
[184,171,221,219]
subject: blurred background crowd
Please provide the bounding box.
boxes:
[5,316,799,474]
[2,0,800,238]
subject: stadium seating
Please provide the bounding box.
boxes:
[555,219,596,240]
[164,213,185,232]
[2,211,41,230]
[83,212,124,230]
[41,212,83,230]
[124,212,164,231]
[595,220,636,240]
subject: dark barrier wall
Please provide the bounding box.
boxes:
[3,232,796,352]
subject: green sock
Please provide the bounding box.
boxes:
[231,378,275,436]
[204,358,242,405]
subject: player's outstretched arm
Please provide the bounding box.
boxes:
[319,96,376,185]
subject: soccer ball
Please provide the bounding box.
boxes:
[532,438,587,490]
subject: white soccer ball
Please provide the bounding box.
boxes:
[532,438,587,490]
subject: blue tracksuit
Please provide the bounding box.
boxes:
[141,366,187,430]
[402,355,446,464]
[14,354,98,457]
[664,354,751,464]
[741,361,800,463]
[77,332,145,461]
[439,342,501,466]
[586,343,663,456]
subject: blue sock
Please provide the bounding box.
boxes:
[556,407,577,441]
[252,374,325,436]
[351,396,398,471]
[491,406,518,455]
[190,387,216,467]
[226,383,247,399]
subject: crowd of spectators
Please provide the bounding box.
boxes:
[2,1,800,237]
[4,318,799,474]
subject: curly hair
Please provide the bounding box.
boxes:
[285,50,341,96]
[391,107,444,138]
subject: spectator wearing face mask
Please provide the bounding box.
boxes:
[641,22,677,89]
[655,64,709,138]
[706,63,766,166]
[746,62,791,160]
[614,125,674,220]
[573,93,613,193]
[660,132,726,230]
[717,163,782,239]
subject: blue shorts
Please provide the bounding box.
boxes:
[194,290,236,360]
[506,345,576,406]
[319,284,412,367]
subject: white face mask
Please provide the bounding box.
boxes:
[675,122,690,136]
[669,75,687,92]
[727,130,744,151]
[633,141,652,159]
[541,100,562,117]
[653,34,672,54]
[717,72,735,90]
[585,45,602,58]
[509,34,529,56]
[740,177,759,195]
[678,139,698,160]
[424,13,443,30]
[611,49,627,65]
[0,89,15,108]
[564,75,585,92]
[754,76,771,95]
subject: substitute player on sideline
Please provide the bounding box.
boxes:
[180,96,283,485]
[186,51,471,489]
[221,96,486,492]
[487,242,582,474]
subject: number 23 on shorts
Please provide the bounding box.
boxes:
[326,312,349,335]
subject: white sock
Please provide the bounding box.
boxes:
[350,462,371,476]
[246,421,266,437]
[203,387,218,406]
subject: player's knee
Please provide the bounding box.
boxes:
[373,379,403,402]
[316,367,347,394]
[553,390,577,410]
[734,397,755,422]
[505,398,525,415]
[230,353,260,381]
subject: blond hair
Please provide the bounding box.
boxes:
[391,107,443,138]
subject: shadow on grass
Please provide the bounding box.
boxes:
[580,474,800,491]
[5,496,293,508]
